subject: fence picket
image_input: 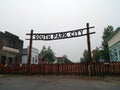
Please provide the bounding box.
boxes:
[0,62,120,76]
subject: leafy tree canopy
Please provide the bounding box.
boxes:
[92,47,102,62]
[101,25,114,61]
[40,46,55,63]
[63,54,72,63]
[80,49,89,62]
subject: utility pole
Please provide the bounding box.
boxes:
[86,23,92,76]
[27,30,33,75]
[87,23,92,62]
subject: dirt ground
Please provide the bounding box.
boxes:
[0,75,120,90]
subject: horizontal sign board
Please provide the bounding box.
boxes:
[26,26,95,41]
[3,46,19,53]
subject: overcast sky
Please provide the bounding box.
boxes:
[0,0,120,62]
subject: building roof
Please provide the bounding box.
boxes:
[55,57,65,63]
[106,27,120,42]
[55,57,73,63]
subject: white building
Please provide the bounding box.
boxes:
[107,27,120,62]
[22,47,39,64]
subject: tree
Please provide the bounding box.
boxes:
[101,25,114,61]
[80,49,89,62]
[80,57,84,62]
[40,45,47,61]
[40,46,55,63]
[92,47,100,62]
[63,54,72,63]
[41,46,46,54]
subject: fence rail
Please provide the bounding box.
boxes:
[0,62,120,76]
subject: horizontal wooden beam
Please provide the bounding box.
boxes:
[26,32,95,41]
[26,26,95,35]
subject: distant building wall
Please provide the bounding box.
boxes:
[53,57,65,64]
[22,47,39,64]
[109,41,120,62]
[22,55,28,64]
[0,31,23,64]
[108,31,120,48]
[107,29,120,62]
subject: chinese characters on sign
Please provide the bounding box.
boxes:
[27,27,95,41]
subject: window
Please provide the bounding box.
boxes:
[9,57,12,64]
[118,50,120,62]
[110,50,111,53]
[35,56,37,63]
[14,58,17,64]
[32,57,35,63]
[1,56,6,64]
[115,52,117,56]
[118,44,120,49]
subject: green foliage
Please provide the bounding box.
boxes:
[80,25,116,62]
[63,55,72,63]
[101,25,114,61]
[102,26,114,41]
[80,49,89,62]
[92,47,101,62]
[40,46,55,63]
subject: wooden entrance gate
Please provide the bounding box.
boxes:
[26,23,95,76]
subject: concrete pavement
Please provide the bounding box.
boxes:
[0,75,120,90]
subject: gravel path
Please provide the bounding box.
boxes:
[0,75,120,90]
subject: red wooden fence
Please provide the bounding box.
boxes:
[0,62,120,76]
